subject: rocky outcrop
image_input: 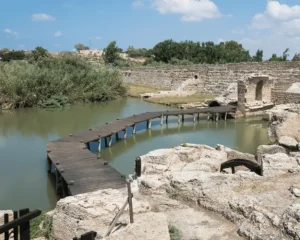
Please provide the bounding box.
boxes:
[279,136,299,150]
[257,144,286,164]
[138,144,300,239]
[48,143,300,240]
[266,104,300,143]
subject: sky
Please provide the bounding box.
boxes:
[2,0,300,59]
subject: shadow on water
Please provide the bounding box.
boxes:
[0,98,268,210]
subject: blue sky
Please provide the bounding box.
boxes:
[2,0,300,58]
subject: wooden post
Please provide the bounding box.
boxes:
[177,115,181,124]
[62,180,68,198]
[160,114,164,125]
[124,128,127,139]
[98,137,102,152]
[105,198,129,237]
[181,115,185,122]
[13,211,18,240]
[147,119,152,129]
[225,112,228,121]
[116,132,119,140]
[55,170,62,195]
[4,213,9,240]
[166,115,169,124]
[126,180,134,224]
[19,209,30,240]
[135,157,141,177]
[86,142,90,150]
[108,135,113,147]
[105,137,108,147]
[231,167,235,174]
[132,124,136,134]
[197,113,200,120]
[47,157,52,173]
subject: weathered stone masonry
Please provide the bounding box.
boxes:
[122,62,300,95]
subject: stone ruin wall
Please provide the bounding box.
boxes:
[122,62,300,95]
[271,83,300,104]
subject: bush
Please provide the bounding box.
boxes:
[1,51,26,62]
[0,54,127,109]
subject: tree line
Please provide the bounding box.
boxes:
[1,39,300,65]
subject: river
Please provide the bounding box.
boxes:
[0,98,269,210]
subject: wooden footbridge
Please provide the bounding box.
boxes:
[47,105,236,197]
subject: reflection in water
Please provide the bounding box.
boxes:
[0,98,268,210]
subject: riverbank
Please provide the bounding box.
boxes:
[0,53,127,110]
[127,83,215,108]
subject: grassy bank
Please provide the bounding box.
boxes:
[127,83,215,107]
[0,54,127,109]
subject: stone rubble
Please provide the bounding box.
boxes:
[46,141,300,240]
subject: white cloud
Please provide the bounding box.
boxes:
[54,31,62,37]
[252,1,300,29]
[95,36,103,40]
[32,13,55,22]
[153,0,221,22]
[266,1,300,21]
[132,0,145,8]
[4,28,19,38]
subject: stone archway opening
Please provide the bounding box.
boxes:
[194,75,198,80]
[255,80,264,101]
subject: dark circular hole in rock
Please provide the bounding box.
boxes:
[194,75,198,79]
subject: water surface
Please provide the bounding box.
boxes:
[0,98,268,210]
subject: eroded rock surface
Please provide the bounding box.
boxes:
[48,143,300,240]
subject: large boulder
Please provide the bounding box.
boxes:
[262,153,300,176]
[257,145,287,164]
[51,189,151,240]
[279,136,299,150]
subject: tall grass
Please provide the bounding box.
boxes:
[0,53,127,109]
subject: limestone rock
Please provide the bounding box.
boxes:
[103,213,170,240]
[257,144,286,164]
[279,136,298,150]
[282,204,300,239]
[262,153,300,176]
[286,82,300,94]
[51,189,151,240]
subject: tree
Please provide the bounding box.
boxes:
[103,41,123,64]
[1,51,25,62]
[282,48,289,61]
[269,48,290,62]
[253,49,263,62]
[31,46,49,61]
[292,53,300,61]
[152,39,174,63]
[74,43,89,52]
[127,46,151,58]
[269,53,282,61]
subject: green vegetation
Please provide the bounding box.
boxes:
[31,211,53,239]
[269,48,290,61]
[74,43,89,52]
[103,41,123,65]
[0,47,127,109]
[168,225,182,240]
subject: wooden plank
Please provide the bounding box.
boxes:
[47,106,237,196]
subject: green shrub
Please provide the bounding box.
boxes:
[0,54,127,109]
[169,225,182,240]
[1,51,25,62]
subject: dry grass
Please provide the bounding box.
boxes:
[146,93,215,105]
[127,83,215,107]
[127,83,168,97]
